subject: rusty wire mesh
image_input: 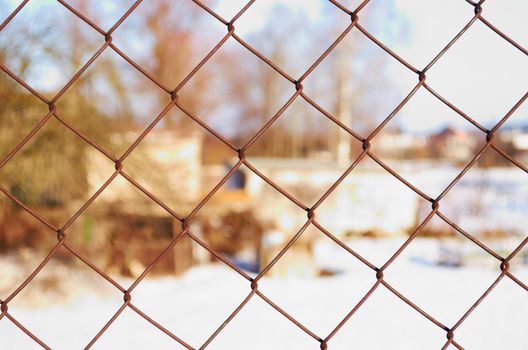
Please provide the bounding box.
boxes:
[0,0,527,349]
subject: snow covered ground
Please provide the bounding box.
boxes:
[1,238,527,350]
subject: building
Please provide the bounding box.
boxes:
[499,125,528,163]
[83,129,203,276]
[374,129,428,158]
[428,127,479,163]
[87,129,202,213]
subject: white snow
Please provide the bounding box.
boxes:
[1,238,527,350]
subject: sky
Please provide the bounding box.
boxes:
[212,0,528,133]
[1,0,527,134]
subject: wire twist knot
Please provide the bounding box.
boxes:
[250,279,258,290]
[56,229,66,241]
[351,12,359,25]
[238,148,246,160]
[294,80,303,91]
[123,290,132,302]
[227,22,235,34]
[170,90,179,102]
[500,259,510,273]
[181,218,190,231]
[486,130,495,143]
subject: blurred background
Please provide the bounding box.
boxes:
[0,0,527,349]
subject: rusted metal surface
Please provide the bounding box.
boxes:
[0,0,527,349]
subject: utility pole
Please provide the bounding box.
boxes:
[333,49,353,166]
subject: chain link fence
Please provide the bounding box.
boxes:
[0,0,527,349]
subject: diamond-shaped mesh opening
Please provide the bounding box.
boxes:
[91,305,190,349]
[330,284,448,349]
[245,98,365,203]
[256,225,375,336]
[110,0,228,91]
[120,108,231,215]
[361,0,474,69]
[426,20,527,127]
[439,150,528,247]
[52,47,167,157]
[128,234,252,348]
[64,173,183,278]
[6,246,124,350]
[233,0,350,79]
[384,214,502,327]
[0,117,112,227]
[1,0,527,348]
[454,277,528,349]
[0,0,102,95]
[209,294,318,350]
[63,0,138,32]
[176,37,294,143]
[370,92,488,197]
[314,156,430,247]
[301,28,417,136]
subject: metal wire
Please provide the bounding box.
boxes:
[0,0,527,349]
